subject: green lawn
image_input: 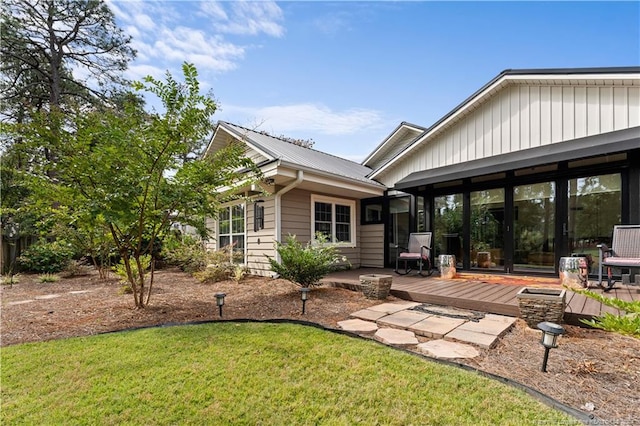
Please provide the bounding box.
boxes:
[1,322,575,425]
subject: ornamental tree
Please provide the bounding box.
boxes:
[16,63,260,308]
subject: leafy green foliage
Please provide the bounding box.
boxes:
[14,63,261,308]
[162,233,210,273]
[571,287,640,338]
[17,240,74,273]
[267,233,349,287]
[37,273,60,283]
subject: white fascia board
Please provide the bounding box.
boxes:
[217,125,275,161]
[362,123,426,166]
[278,162,385,196]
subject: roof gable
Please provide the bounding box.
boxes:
[205,121,383,187]
[369,67,640,179]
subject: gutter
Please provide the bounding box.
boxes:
[274,170,304,265]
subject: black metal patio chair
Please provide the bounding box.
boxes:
[394,232,433,276]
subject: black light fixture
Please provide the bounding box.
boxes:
[537,321,565,372]
[300,288,310,314]
[215,292,226,317]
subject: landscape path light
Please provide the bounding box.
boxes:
[537,321,565,372]
[215,292,226,318]
[300,287,310,315]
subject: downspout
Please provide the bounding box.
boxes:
[274,170,304,265]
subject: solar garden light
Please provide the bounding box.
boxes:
[300,287,310,314]
[215,292,226,318]
[537,321,565,372]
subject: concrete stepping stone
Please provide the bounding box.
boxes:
[409,315,466,339]
[35,294,61,300]
[368,302,420,315]
[374,328,419,346]
[417,340,480,359]
[444,328,499,349]
[455,316,516,337]
[338,319,378,333]
[350,308,389,321]
[377,310,429,329]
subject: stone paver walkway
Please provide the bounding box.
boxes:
[338,301,517,359]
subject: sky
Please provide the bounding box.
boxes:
[107,1,640,163]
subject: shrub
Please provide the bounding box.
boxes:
[162,234,209,273]
[113,255,151,284]
[267,233,349,288]
[193,265,233,284]
[1,274,20,286]
[62,260,92,278]
[38,273,60,283]
[571,287,640,338]
[17,240,74,273]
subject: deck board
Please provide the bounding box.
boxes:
[323,268,638,325]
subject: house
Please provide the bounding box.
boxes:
[203,121,386,276]
[204,67,640,278]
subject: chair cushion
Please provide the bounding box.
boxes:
[399,253,425,260]
[602,257,640,267]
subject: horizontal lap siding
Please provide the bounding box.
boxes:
[360,224,384,267]
[378,83,640,187]
[281,188,362,268]
[247,198,276,276]
[281,189,311,242]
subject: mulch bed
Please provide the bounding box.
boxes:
[2,268,639,422]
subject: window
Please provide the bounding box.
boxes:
[218,203,245,263]
[361,197,384,225]
[311,195,355,245]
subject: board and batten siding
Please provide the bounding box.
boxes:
[377,82,640,187]
[360,224,385,268]
[280,188,362,268]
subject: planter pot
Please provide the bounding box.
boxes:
[516,287,566,328]
[438,255,457,279]
[559,256,588,289]
[360,274,392,300]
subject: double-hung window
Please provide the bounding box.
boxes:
[218,203,245,263]
[311,195,355,246]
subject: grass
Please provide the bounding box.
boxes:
[37,273,60,283]
[1,322,576,425]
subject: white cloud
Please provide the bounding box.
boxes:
[224,103,386,136]
[199,0,285,37]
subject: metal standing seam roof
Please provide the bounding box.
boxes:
[218,121,385,187]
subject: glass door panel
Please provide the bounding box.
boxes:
[433,193,463,268]
[568,173,621,273]
[388,197,410,265]
[514,182,555,272]
[471,189,505,270]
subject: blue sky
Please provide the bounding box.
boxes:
[108,1,640,162]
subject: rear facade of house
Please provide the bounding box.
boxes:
[206,67,640,279]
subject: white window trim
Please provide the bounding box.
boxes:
[217,201,247,264]
[310,194,356,247]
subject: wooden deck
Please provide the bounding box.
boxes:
[322,268,640,326]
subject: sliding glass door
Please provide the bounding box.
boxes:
[471,189,505,270]
[513,182,555,272]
